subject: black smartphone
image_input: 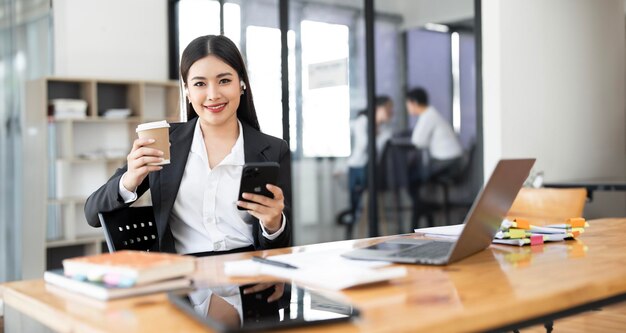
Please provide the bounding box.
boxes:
[237,162,280,210]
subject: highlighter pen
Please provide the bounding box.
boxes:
[252,256,298,269]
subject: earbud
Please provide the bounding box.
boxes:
[240,80,246,90]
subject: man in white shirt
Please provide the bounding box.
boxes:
[404,87,464,229]
[406,87,463,182]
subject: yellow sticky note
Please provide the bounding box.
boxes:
[508,228,527,239]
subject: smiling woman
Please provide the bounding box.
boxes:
[179,36,258,130]
[185,56,242,131]
[84,35,293,257]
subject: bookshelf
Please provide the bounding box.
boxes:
[23,77,180,276]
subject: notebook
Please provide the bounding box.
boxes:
[341,159,535,265]
[62,250,195,286]
[44,269,191,301]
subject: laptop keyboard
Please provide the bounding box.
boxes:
[391,241,453,260]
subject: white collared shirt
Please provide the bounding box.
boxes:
[119,120,285,254]
[347,114,394,168]
[411,106,463,160]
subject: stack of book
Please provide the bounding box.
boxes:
[101,108,131,119]
[49,99,87,119]
[493,217,588,246]
[44,250,195,300]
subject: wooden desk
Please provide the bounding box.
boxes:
[4,218,626,333]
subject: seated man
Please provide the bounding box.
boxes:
[405,87,463,228]
[406,87,463,182]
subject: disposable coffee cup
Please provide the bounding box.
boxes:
[136,120,170,165]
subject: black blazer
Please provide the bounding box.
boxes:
[84,118,292,253]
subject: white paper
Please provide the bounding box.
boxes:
[223,249,406,291]
[414,224,464,239]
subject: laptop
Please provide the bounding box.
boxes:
[341,158,535,265]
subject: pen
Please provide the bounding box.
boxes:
[252,256,298,269]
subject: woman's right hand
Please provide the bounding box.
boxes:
[121,138,165,191]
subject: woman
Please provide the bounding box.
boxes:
[343,96,392,238]
[84,35,292,255]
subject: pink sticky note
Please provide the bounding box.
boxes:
[530,235,544,246]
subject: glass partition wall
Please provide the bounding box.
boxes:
[0,0,53,282]
[0,0,480,281]
[172,0,480,245]
[401,12,480,231]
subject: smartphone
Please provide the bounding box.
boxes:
[237,162,280,210]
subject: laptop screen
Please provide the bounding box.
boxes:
[447,158,535,263]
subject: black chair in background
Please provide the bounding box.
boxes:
[402,141,477,230]
[424,142,477,225]
[98,206,158,252]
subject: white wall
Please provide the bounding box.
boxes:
[482,0,626,217]
[50,0,473,79]
[53,0,168,80]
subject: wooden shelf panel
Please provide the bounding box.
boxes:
[46,235,104,248]
[52,116,142,123]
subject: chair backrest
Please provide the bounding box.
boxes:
[507,187,587,225]
[98,206,158,252]
[427,141,476,188]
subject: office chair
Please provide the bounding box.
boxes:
[507,187,587,225]
[98,206,158,252]
[426,142,477,225]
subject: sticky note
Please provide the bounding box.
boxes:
[508,229,527,239]
[103,273,121,286]
[513,218,531,229]
[530,235,544,245]
[567,218,586,228]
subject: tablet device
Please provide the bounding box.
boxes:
[168,282,359,332]
[237,162,280,210]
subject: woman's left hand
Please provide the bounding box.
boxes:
[238,184,284,233]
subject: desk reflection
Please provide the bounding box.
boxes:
[172,282,358,331]
[492,240,588,268]
[187,282,284,329]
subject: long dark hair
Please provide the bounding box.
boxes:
[180,35,260,131]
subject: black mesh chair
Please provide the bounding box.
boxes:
[98,206,158,252]
[425,142,477,225]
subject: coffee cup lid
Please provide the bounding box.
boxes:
[136,120,170,132]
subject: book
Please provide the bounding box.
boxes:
[62,250,195,287]
[102,108,131,119]
[49,98,87,119]
[44,269,191,301]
